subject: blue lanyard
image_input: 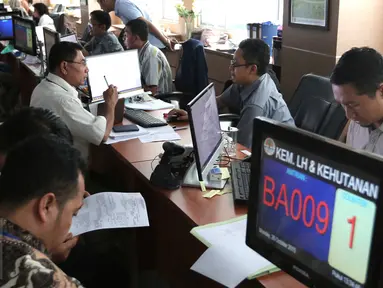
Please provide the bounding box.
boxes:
[2,232,20,241]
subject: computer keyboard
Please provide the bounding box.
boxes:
[231,161,251,202]
[124,108,168,128]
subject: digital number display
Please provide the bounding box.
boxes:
[256,137,378,288]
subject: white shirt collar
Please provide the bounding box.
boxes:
[46,73,79,98]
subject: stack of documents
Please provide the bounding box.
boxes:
[190,215,279,287]
[70,192,149,236]
[139,125,181,143]
[125,97,175,111]
[106,125,149,144]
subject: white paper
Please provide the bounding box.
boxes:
[125,99,174,111]
[109,125,148,139]
[69,192,149,236]
[138,125,181,143]
[241,150,252,157]
[190,216,274,279]
[191,244,261,288]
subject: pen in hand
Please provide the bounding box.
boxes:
[103,75,109,87]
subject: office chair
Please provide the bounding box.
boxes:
[154,39,209,109]
[288,73,347,140]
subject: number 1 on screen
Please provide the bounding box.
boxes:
[347,216,356,249]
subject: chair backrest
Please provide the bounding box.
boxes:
[174,38,208,97]
[288,73,347,140]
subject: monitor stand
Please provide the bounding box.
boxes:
[182,140,227,190]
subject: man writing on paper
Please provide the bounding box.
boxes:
[124,19,172,95]
[30,42,118,160]
[97,0,174,50]
[331,47,383,156]
[0,135,87,287]
[168,38,294,148]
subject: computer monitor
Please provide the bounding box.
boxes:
[0,11,21,41]
[86,49,143,102]
[60,33,77,43]
[246,117,383,288]
[43,26,59,59]
[12,16,37,56]
[183,83,226,189]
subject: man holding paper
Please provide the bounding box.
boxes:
[0,135,86,287]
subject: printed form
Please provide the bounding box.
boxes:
[69,192,149,236]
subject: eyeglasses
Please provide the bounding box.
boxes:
[230,60,257,69]
[66,59,87,66]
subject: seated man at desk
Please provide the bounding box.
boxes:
[0,135,86,287]
[82,10,124,56]
[30,42,118,160]
[97,0,174,50]
[124,19,172,95]
[331,47,383,156]
[169,38,294,148]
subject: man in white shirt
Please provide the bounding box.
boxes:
[30,41,118,160]
[331,47,383,156]
[97,0,173,50]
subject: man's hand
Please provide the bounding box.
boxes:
[103,85,118,108]
[50,233,79,264]
[168,109,188,121]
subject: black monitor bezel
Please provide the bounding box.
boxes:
[43,26,60,63]
[246,116,383,288]
[12,15,37,56]
[186,82,222,181]
[0,11,22,41]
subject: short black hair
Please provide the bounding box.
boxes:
[90,10,111,31]
[238,38,270,75]
[0,107,73,153]
[330,47,383,97]
[48,41,83,72]
[0,135,86,210]
[33,3,49,16]
[126,19,148,42]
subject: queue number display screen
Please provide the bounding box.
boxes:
[256,137,378,288]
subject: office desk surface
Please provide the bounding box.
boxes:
[91,109,306,288]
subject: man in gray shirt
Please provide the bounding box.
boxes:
[124,19,172,95]
[331,47,383,156]
[83,10,123,56]
[169,38,294,148]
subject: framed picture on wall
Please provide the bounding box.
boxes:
[289,0,329,30]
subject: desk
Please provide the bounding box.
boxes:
[90,109,306,288]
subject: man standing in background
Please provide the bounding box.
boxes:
[97,0,174,50]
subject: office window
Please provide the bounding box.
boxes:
[198,0,283,42]
[140,0,181,21]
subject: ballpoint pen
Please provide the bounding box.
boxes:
[173,127,188,131]
[103,75,109,87]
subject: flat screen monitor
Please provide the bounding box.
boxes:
[12,16,36,56]
[43,26,59,59]
[0,11,21,40]
[60,33,77,43]
[246,117,383,288]
[183,83,225,189]
[86,49,142,102]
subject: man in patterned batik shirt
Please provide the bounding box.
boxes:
[0,135,87,287]
[83,10,123,56]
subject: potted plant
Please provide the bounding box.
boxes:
[175,3,199,39]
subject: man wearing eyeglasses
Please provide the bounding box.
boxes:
[30,42,118,160]
[169,38,294,148]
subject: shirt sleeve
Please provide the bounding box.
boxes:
[236,104,265,148]
[59,97,106,145]
[102,35,124,54]
[116,1,143,23]
[142,57,160,87]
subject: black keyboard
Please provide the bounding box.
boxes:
[124,108,168,128]
[231,161,251,202]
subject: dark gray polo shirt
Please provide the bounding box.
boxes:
[220,73,294,148]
